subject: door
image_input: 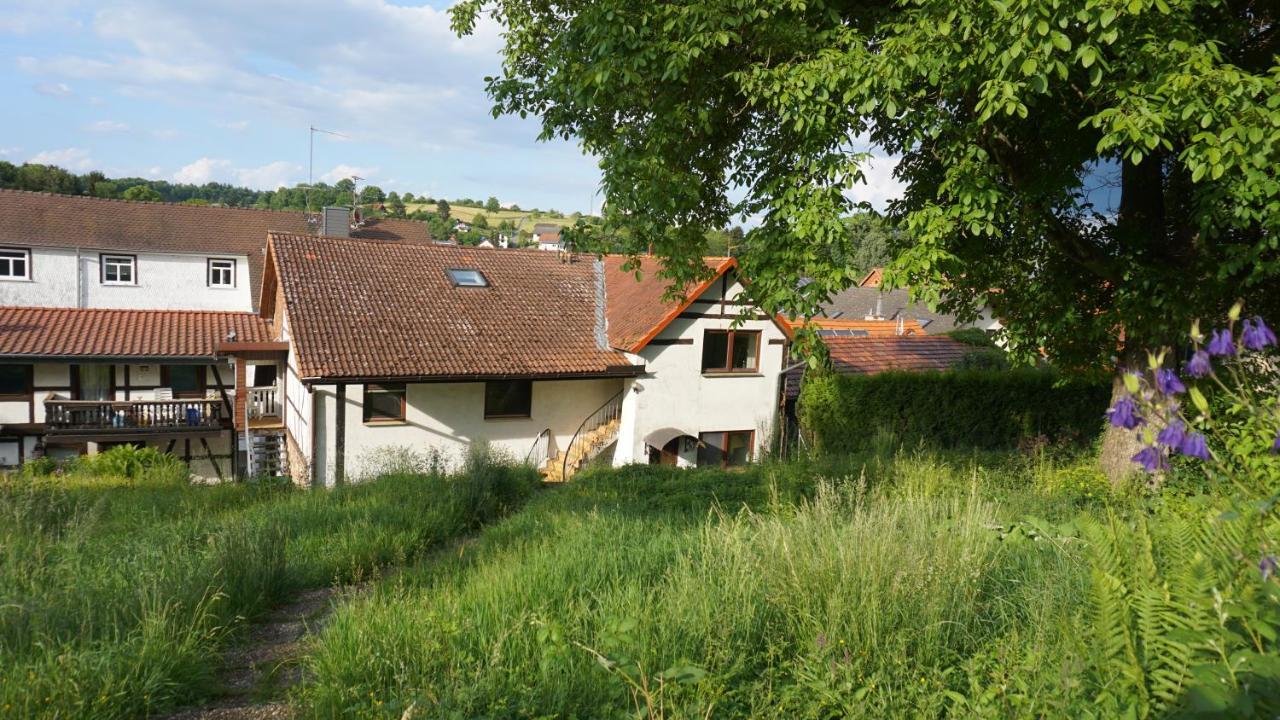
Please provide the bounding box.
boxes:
[75,365,113,401]
[658,437,681,466]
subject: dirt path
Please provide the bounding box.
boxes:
[163,586,347,720]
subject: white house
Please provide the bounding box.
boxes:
[532,223,563,251]
[0,190,435,475]
[260,234,791,485]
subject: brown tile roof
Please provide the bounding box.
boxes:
[784,318,928,337]
[266,234,640,381]
[602,255,737,352]
[826,336,975,375]
[858,267,884,288]
[0,306,272,359]
[0,189,433,309]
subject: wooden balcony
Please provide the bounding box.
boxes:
[247,386,283,429]
[44,398,229,438]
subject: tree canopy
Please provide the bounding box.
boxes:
[454,0,1280,368]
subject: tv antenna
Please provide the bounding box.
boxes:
[306,125,348,214]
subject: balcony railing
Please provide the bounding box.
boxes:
[248,386,280,419]
[44,398,227,434]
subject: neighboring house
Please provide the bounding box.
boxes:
[784,317,927,337]
[259,236,791,485]
[822,267,1002,337]
[532,223,562,251]
[0,190,434,474]
[476,239,495,249]
[454,220,472,233]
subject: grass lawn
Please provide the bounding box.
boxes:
[0,447,537,719]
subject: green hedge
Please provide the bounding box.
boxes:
[798,369,1110,453]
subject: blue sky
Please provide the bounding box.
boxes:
[0,0,612,213]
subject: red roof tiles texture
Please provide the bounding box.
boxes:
[826,336,975,375]
[0,306,272,359]
[0,189,434,308]
[269,234,639,380]
[602,255,733,352]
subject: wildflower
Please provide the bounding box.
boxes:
[1271,428,1280,454]
[1131,446,1168,473]
[1261,555,1278,581]
[1107,396,1143,429]
[1156,420,1187,449]
[1156,368,1186,395]
[1178,432,1211,461]
[1241,317,1278,351]
[1207,329,1236,357]
[1184,350,1212,378]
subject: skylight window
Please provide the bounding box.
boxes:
[447,268,489,287]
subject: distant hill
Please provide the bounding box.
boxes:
[404,202,592,233]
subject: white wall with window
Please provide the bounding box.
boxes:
[306,377,623,485]
[0,246,252,311]
[614,275,788,468]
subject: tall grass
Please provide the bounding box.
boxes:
[0,446,537,719]
[299,452,1100,718]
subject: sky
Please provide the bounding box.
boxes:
[0,0,905,216]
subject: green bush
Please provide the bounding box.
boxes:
[798,369,1109,453]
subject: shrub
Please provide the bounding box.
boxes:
[798,369,1109,454]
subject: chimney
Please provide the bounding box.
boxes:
[321,206,351,238]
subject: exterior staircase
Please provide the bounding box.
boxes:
[541,391,623,482]
[249,430,289,479]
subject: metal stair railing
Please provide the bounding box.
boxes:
[523,428,552,471]
[560,390,624,481]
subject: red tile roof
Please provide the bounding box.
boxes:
[858,267,884,288]
[0,189,434,309]
[826,336,975,375]
[266,234,640,381]
[784,318,928,337]
[0,306,272,359]
[602,255,737,352]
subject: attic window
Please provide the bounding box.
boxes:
[447,268,488,287]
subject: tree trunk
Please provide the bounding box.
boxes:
[1098,374,1142,487]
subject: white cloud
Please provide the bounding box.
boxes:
[173,157,299,189]
[235,161,299,190]
[173,157,231,184]
[150,128,179,140]
[214,119,249,131]
[0,1,81,34]
[33,81,74,98]
[320,164,377,184]
[0,147,20,157]
[84,119,129,133]
[28,147,94,170]
[845,155,906,211]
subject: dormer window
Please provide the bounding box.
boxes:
[101,254,136,285]
[0,248,30,280]
[208,258,235,288]
[447,268,488,287]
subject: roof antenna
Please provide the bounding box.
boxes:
[307,125,348,216]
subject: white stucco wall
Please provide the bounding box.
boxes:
[613,276,787,466]
[0,246,252,311]
[308,377,624,485]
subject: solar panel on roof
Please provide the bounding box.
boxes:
[818,329,870,337]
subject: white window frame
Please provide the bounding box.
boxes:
[101,254,137,285]
[0,247,30,281]
[207,258,236,288]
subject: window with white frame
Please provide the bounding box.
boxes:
[207,258,235,288]
[0,248,30,280]
[101,254,136,285]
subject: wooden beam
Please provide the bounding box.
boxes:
[209,364,234,418]
[200,437,225,483]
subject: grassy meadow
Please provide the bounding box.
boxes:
[401,203,581,233]
[0,446,537,719]
[4,445,1275,718]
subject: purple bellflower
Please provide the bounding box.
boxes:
[1241,317,1278,351]
[1107,396,1143,430]
[1261,556,1278,582]
[1271,428,1280,454]
[1156,420,1187,450]
[1132,446,1169,473]
[1178,432,1211,461]
[1184,350,1212,378]
[1207,329,1236,357]
[1156,368,1186,395]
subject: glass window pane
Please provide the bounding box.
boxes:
[725,431,752,466]
[731,332,759,370]
[697,432,726,467]
[167,366,202,396]
[365,391,404,421]
[701,332,729,371]
[485,380,531,417]
[448,269,488,287]
[0,365,31,395]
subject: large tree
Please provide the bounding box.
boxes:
[453,0,1279,366]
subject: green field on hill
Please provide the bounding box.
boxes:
[401,203,584,233]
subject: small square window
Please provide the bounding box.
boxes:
[484,380,531,418]
[447,268,488,287]
[208,258,235,287]
[0,365,32,399]
[697,430,754,468]
[364,383,406,423]
[701,330,761,373]
[101,255,136,285]
[0,248,30,280]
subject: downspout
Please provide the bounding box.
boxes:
[75,247,83,308]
